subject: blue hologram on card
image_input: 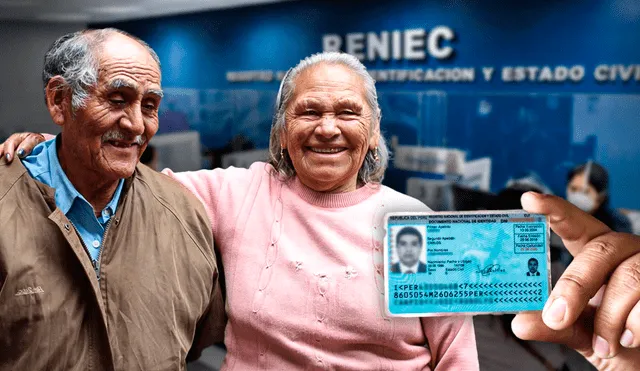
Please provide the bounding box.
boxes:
[384,210,551,316]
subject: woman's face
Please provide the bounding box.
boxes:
[566,172,603,213]
[281,63,379,193]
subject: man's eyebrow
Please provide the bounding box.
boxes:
[108,78,137,90]
[108,79,163,98]
[146,89,164,98]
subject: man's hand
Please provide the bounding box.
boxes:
[0,132,47,162]
[512,192,640,370]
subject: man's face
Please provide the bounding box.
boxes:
[61,33,162,181]
[528,259,538,273]
[397,234,422,267]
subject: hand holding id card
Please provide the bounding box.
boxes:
[384,210,551,316]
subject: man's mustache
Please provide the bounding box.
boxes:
[102,130,146,145]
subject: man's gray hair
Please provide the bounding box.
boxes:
[42,28,161,111]
[268,52,389,184]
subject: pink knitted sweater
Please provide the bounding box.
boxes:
[164,162,478,370]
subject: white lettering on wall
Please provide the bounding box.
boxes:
[427,26,455,59]
[224,66,638,84]
[403,29,426,60]
[368,67,475,82]
[594,64,640,82]
[392,30,402,60]
[322,34,342,52]
[323,26,456,61]
[346,33,365,60]
[367,31,390,61]
[482,67,494,81]
[502,65,585,83]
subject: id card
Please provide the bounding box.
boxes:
[384,210,551,316]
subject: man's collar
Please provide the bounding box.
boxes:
[47,136,77,214]
[48,135,123,216]
[400,261,420,273]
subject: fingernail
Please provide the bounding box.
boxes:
[594,335,611,358]
[620,329,634,348]
[5,153,10,161]
[16,148,24,158]
[521,192,537,203]
[542,297,566,325]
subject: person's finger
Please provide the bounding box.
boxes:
[592,236,640,357]
[542,232,639,332]
[520,192,638,332]
[621,299,640,349]
[512,309,595,356]
[16,133,45,159]
[520,192,611,255]
[584,347,640,371]
[515,310,640,370]
[1,133,30,162]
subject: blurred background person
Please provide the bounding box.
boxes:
[566,161,632,233]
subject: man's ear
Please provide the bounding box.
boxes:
[45,76,71,127]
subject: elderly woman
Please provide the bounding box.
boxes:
[3,52,477,369]
[166,52,477,369]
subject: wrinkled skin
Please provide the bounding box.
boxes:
[281,63,379,193]
[12,32,163,213]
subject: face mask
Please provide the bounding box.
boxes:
[567,191,595,213]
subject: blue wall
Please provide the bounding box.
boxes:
[98,0,640,92]
[95,0,640,208]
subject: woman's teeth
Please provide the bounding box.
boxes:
[310,147,344,153]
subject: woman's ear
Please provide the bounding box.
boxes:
[369,123,381,150]
[280,127,287,150]
[45,76,71,127]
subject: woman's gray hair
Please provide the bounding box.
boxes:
[42,28,161,111]
[268,52,389,184]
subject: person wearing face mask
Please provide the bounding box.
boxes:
[566,161,632,233]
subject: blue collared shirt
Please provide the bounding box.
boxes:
[21,137,124,264]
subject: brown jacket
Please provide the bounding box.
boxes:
[0,159,225,370]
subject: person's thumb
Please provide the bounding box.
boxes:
[512,308,596,357]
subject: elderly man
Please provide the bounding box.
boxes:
[0,29,224,370]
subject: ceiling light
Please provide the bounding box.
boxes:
[87,6,142,15]
[0,0,33,6]
[36,12,92,22]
